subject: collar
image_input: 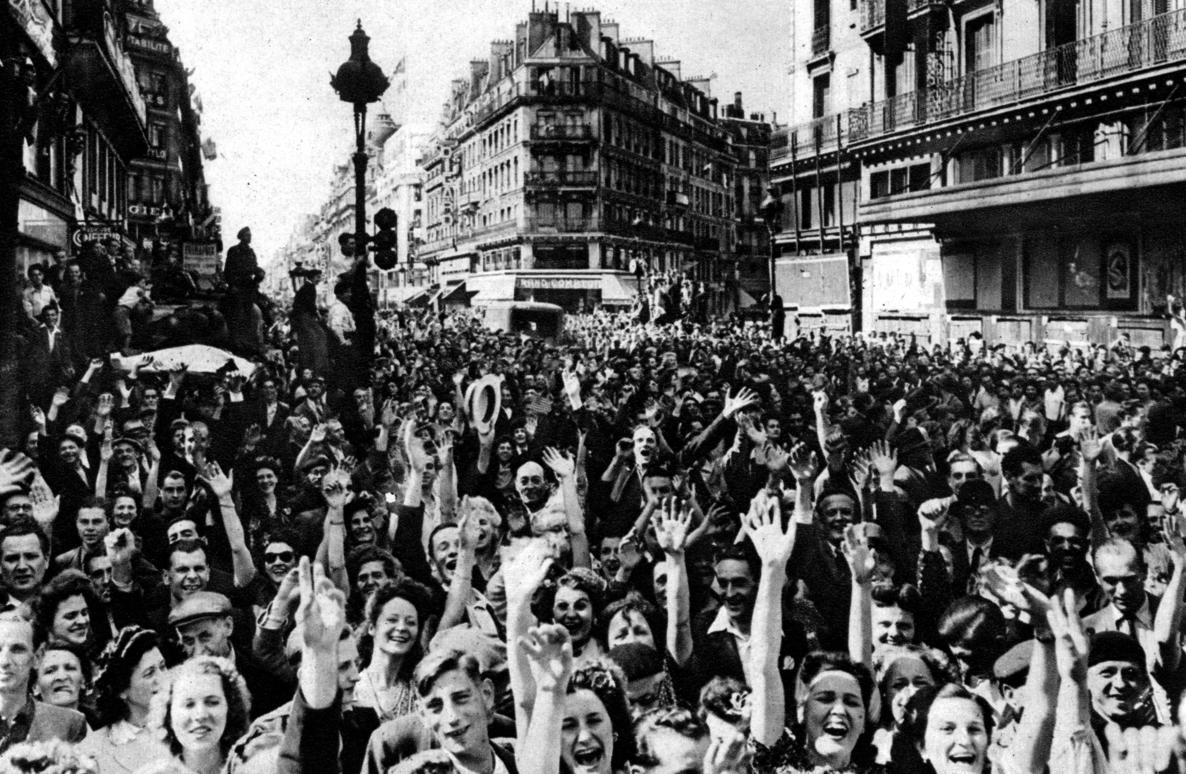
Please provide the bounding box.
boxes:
[109,719,148,745]
[707,605,748,641]
[1113,596,1153,628]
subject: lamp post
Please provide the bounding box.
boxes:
[331,20,389,375]
[759,186,786,341]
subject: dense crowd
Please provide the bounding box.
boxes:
[4,240,1186,774]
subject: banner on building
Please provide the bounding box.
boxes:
[184,241,220,279]
[8,0,56,66]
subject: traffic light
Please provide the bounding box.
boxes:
[372,207,398,270]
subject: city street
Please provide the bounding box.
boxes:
[1,2,1186,773]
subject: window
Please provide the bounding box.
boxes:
[964,13,996,74]
[812,74,831,119]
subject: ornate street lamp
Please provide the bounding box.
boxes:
[331,20,389,374]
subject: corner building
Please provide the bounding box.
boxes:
[849,0,1184,346]
[419,9,737,310]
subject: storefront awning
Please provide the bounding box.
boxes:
[600,274,639,304]
[386,286,430,306]
[472,275,518,303]
[738,288,760,308]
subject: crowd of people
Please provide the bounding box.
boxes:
[2,247,1186,774]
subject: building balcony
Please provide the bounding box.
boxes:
[907,0,946,15]
[525,170,599,188]
[771,113,850,166]
[529,123,594,142]
[526,216,600,232]
[63,0,148,160]
[812,25,831,56]
[859,0,885,37]
[848,8,1186,145]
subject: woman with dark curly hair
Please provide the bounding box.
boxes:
[138,655,250,774]
[77,626,170,773]
[33,569,106,653]
[536,568,608,667]
[353,577,435,723]
[869,645,957,765]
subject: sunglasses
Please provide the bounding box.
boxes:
[264,551,295,564]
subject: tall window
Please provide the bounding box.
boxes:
[965,13,996,74]
[812,74,831,118]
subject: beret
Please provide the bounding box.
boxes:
[1088,631,1146,669]
[956,479,998,509]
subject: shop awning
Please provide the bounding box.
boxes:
[472,275,517,303]
[738,288,760,308]
[386,286,430,306]
[600,274,639,304]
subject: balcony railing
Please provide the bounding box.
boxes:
[859,0,885,34]
[530,124,593,140]
[771,113,851,163]
[525,171,599,187]
[907,0,945,14]
[812,25,831,55]
[849,7,1186,143]
[526,216,600,232]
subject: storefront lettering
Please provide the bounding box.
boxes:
[518,277,601,290]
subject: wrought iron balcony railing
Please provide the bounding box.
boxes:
[848,7,1186,142]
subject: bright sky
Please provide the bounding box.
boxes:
[154,0,791,266]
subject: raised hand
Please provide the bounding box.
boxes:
[1079,427,1102,464]
[982,563,1051,621]
[104,527,137,568]
[168,363,187,389]
[1162,483,1181,516]
[51,387,70,408]
[309,423,327,444]
[917,498,951,535]
[541,447,575,480]
[655,496,692,556]
[321,469,350,510]
[617,528,644,572]
[199,461,234,499]
[1163,509,1186,567]
[95,392,115,418]
[868,440,898,478]
[841,524,877,585]
[722,387,759,419]
[29,406,46,429]
[457,498,482,554]
[504,538,554,601]
[703,727,749,774]
[849,449,874,491]
[812,389,829,415]
[787,442,818,482]
[0,451,34,497]
[242,423,263,449]
[296,556,347,652]
[743,490,795,568]
[520,623,574,693]
[1104,724,1183,774]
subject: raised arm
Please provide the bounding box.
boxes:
[654,497,693,667]
[543,447,590,568]
[1154,512,1186,673]
[787,442,819,525]
[504,539,554,735]
[439,499,480,631]
[744,490,797,746]
[1077,429,1109,549]
[842,524,876,669]
[317,469,350,594]
[201,462,257,588]
[517,624,574,774]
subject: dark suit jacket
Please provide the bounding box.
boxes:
[364,714,517,774]
[28,325,74,388]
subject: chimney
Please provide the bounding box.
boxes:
[601,21,619,44]
[469,60,489,98]
[490,40,512,81]
[625,38,654,67]
[573,10,600,48]
[527,10,557,55]
[734,92,743,113]
[657,59,681,80]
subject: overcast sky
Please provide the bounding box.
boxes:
[154,0,791,265]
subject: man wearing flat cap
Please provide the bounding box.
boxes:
[169,590,289,718]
